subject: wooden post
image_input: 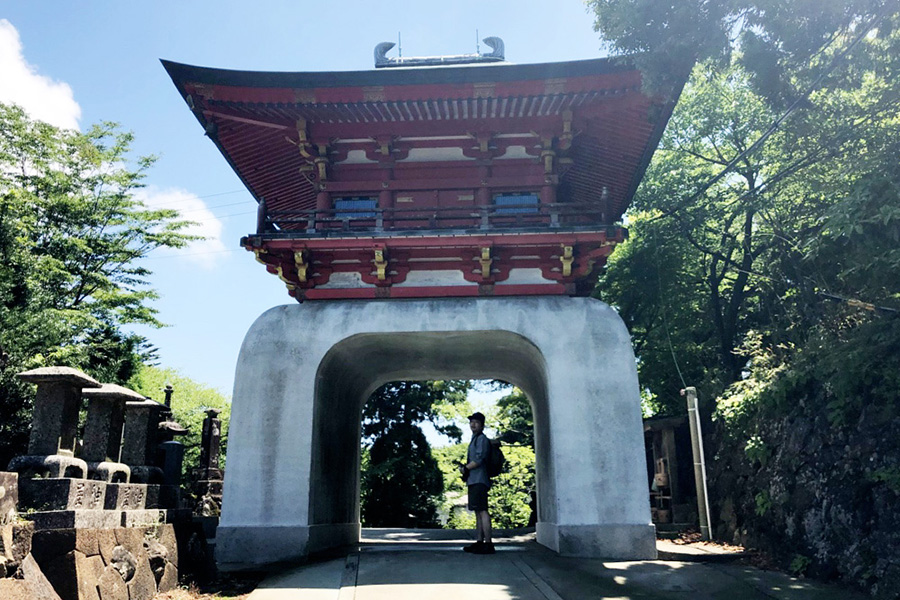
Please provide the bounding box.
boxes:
[316,190,331,231]
[256,198,267,234]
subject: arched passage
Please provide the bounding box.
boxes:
[216,297,656,570]
[309,331,555,534]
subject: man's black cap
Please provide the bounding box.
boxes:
[467,411,486,424]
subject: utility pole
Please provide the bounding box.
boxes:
[683,386,712,540]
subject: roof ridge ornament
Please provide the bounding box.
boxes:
[375,37,505,68]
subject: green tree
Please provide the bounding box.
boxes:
[360,380,470,527]
[128,365,231,479]
[488,445,536,529]
[597,63,789,409]
[590,1,900,590]
[433,443,474,529]
[434,384,538,530]
[494,387,534,447]
[0,103,195,468]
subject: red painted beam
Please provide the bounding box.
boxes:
[298,282,569,301]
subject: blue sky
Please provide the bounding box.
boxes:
[1,1,610,396]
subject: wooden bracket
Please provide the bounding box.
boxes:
[374,248,388,281]
[479,246,493,280]
[560,245,574,277]
[275,265,296,291]
[294,250,308,283]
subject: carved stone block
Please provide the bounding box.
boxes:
[8,454,88,479]
[120,510,165,528]
[30,525,177,600]
[0,472,18,525]
[29,510,122,530]
[19,478,106,511]
[103,484,147,511]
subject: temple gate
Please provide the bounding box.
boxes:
[163,41,683,570]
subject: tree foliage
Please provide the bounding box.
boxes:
[128,365,231,478]
[0,103,195,468]
[359,380,470,528]
[595,7,900,414]
[494,387,534,448]
[590,1,900,590]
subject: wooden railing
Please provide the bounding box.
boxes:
[258,203,612,236]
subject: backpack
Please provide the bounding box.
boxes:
[487,437,505,478]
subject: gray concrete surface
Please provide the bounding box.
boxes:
[248,530,869,600]
[220,297,654,569]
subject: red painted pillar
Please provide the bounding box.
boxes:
[379,188,393,231]
[316,190,331,231]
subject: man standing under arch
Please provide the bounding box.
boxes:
[461,411,494,554]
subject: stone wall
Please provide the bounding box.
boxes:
[709,403,900,599]
[0,523,178,600]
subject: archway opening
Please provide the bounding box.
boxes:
[357,379,538,533]
[310,331,554,538]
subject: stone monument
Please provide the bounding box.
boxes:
[192,408,224,516]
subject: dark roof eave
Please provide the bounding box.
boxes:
[160,56,639,91]
[619,77,687,216]
[161,58,266,204]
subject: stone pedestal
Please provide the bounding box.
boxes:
[128,466,164,485]
[121,509,166,528]
[29,525,178,600]
[0,520,33,577]
[28,510,123,530]
[19,478,106,511]
[103,483,148,510]
[7,454,89,481]
[85,461,130,484]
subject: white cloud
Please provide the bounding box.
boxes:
[0,19,81,130]
[138,187,229,269]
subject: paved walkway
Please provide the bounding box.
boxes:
[247,529,867,600]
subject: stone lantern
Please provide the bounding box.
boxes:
[80,383,146,483]
[8,366,101,479]
[122,398,168,484]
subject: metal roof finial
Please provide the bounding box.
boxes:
[374,36,506,68]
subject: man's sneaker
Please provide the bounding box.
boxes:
[463,541,483,553]
[473,542,495,554]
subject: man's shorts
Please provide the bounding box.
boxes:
[467,483,489,511]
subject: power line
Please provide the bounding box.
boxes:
[139,189,250,209]
[163,200,254,216]
[141,248,242,261]
[653,227,687,389]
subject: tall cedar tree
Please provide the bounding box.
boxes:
[360,380,469,527]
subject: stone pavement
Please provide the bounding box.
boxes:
[247,529,868,600]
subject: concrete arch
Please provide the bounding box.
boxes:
[308,330,555,531]
[216,297,655,570]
